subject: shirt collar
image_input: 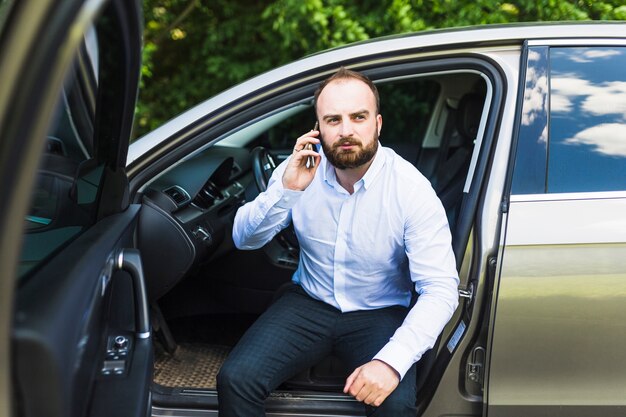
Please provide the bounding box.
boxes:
[360,142,386,190]
[321,142,386,191]
[321,152,335,187]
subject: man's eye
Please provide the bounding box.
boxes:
[354,114,366,120]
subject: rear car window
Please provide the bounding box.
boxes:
[512,46,626,195]
[548,47,626,193]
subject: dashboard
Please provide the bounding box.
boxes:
[136,145,256,301]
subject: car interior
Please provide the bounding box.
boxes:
[140,71,489,400]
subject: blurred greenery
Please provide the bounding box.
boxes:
[133,0,626,139]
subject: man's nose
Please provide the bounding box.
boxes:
[340,119,354,136]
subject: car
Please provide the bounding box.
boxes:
[2,0,626,416]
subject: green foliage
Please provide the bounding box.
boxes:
[135,0,280,135]
[134,0,626,139]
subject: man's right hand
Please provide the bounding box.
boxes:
[282,129,321,191]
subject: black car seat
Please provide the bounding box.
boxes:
[432,92,486,231]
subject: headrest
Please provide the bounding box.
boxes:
[456,93,485,141]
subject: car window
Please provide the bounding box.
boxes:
[19,41,103,279]
[547,47,626,193]
[512,46,626,195]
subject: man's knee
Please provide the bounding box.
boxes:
[216,359,236,395]
[217,356,265,399]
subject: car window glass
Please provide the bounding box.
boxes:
[547,47,626,193]
[257,106,316,150]
[511,46,549,195]
[0,0,13,30]
[19,39,104,279]
[218,105,310,149]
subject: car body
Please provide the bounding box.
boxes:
[1,0,625,416]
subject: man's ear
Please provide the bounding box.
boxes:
[377,114,383,135]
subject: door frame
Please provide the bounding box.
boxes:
[0,0,142,415]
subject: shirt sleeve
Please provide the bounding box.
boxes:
[373,189,459,380]
[232,157,303,250]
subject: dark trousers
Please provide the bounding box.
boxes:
[217,284,417,416]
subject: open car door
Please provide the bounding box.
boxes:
[0,0,150,416]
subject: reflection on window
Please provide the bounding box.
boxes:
[19,54,103,278]
[511,46,549,195]
[548,47,626,193]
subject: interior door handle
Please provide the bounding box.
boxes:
[116,248,151,339]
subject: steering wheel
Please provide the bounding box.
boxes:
[250,146,301,253]
[251,146,277,192]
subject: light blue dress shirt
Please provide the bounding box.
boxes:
[233,145,459,379]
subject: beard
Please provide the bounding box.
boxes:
[321,128,379,170]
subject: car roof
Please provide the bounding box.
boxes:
[319,21,626,53]
[128,22,626,167]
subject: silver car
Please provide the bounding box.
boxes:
[2,0,625,416]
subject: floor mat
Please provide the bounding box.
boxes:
[154,343,230,388]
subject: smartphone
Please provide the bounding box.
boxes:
[305,121,319,168]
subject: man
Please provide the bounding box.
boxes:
[218,68,459,416]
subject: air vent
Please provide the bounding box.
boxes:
[163,186,191,207]
[231,162,241,177]
[192,180,223,210]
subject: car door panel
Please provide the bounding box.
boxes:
[14,205,152,417]
[489,197,626,417]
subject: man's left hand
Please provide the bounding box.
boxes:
[343,360,400,407]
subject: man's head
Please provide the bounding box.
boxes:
[314,68,382,170]
[314,67,380,114]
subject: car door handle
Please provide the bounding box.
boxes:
[116,248,151,339]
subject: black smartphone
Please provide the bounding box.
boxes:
[305,121,319,168]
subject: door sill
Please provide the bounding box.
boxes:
[152,384,365,416]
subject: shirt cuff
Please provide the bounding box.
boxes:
[373,341,418,381]
[274,187,303,209]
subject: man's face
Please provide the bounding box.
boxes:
[316,78,382,170]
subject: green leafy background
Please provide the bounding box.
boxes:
[134,0,626,139]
